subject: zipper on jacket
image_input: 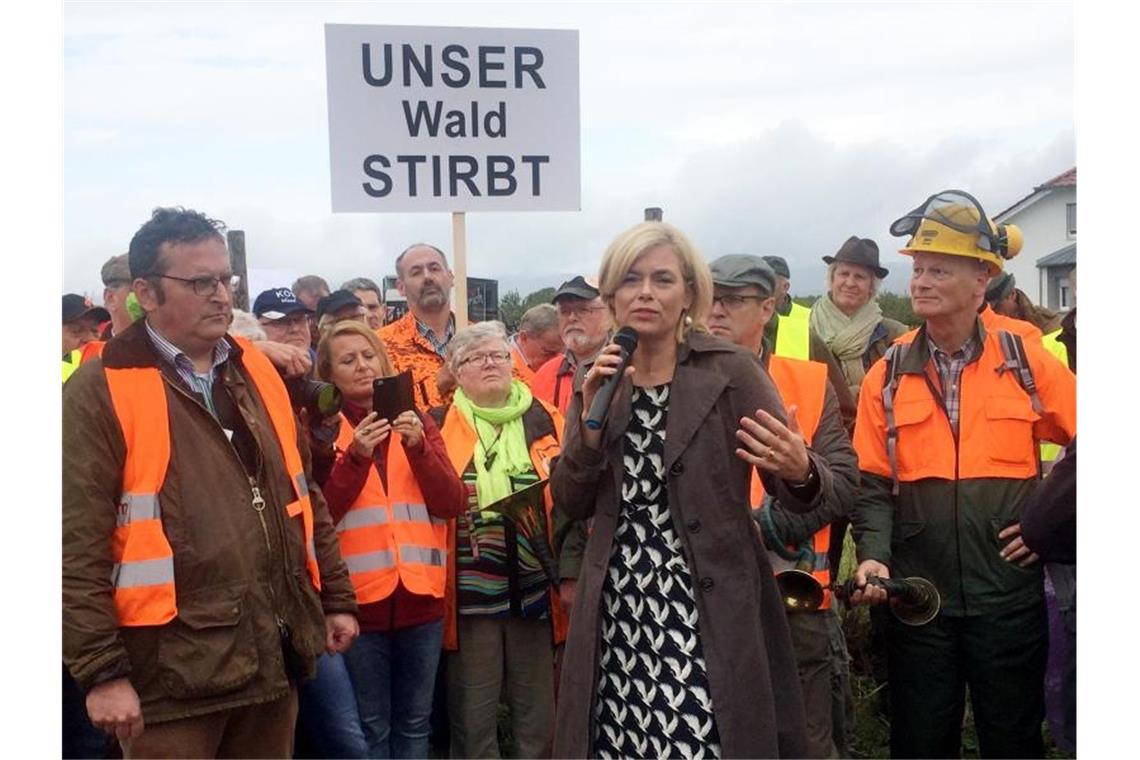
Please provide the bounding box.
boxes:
[160,372,290,628]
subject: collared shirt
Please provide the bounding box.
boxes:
[926,332,981,437]
[145,320,231,419]
[416,314,455,356]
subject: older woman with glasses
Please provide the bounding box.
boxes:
[552,222,822,759]
[428,321,568,759]
[307,320,466,759]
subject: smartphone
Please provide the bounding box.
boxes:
[372,370,415,421]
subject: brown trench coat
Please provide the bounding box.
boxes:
[551,332,821,758]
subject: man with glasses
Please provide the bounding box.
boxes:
[63,207,359,758]
[531,276,612,416]
[706,254,859,759]
[254,288,315,351]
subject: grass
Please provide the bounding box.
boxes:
[836,531,1073,759]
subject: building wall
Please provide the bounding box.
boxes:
[999,186,1076,305]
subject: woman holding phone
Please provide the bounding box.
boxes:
[311,320,466,758]
[552,222,818,758]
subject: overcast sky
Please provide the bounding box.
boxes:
[63,1,1074,300]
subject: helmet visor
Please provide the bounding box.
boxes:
[890,190,999,252]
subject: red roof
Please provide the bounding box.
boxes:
[1036,167,1076,190]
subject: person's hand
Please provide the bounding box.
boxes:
[436,364,456,398]
[578,343,635,448]
[256,340,312,378]
[392,410,425,450]
[559,578,577,614]
[325,613,359,654]
[350,411,390,460]
[849,560,891,606]
[299,407,342,448]
[85,677,144,741]
[998,522,1040,567]
[734,404,811,483]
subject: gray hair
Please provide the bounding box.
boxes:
[228,309,267,341]
[518,303,559,335]
[825,261,882,298]
[445,321,510,373]
[341,277,383,300]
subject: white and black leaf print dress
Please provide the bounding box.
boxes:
[592,384,722,760]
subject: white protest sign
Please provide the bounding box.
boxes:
[325,24,580,213]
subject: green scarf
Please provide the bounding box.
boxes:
[452,380,535,509]
[809,294,883,398]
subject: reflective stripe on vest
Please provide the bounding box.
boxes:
[749,355,832,608]
[332,412,447,604]
[104,340,322,627]
[774,302,811,360]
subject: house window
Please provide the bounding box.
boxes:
[1066,202,1076,238]
[1058,276,1071,310]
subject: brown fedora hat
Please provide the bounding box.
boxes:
[822,236,889,279]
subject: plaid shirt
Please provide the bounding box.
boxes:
[926,332,981,437]
[416,314,455,356]
[145,320,231,419]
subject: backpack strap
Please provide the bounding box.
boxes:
[995,330,1044,414]
[881,342,907,496]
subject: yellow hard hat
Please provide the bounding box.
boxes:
[890,190,1022,275]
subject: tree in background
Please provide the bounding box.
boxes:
[499,290,524,331]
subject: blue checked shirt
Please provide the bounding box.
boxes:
[416,314,455,356]
[145,320,231,419]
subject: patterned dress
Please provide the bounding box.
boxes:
[592,384,722,760]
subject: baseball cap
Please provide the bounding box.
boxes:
[708,255,776,297]
[100,254,132,286]
[253,287,314,320]
[552,275,601,302]
[63,294,111,325]
[317,290,364,321]
[761,256,791,279]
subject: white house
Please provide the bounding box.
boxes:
[993,167,1076,310]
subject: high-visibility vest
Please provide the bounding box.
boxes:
[775,302,812,360]
[103,338,321,627]
[331,414,448,603]
[437,398,569,651]
[62,342,107,383]
[749,355,831,608]
[1039,328,1070,463]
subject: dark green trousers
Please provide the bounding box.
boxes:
[888,602,1047,758]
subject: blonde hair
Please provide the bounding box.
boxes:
[596,221,712,343]
[316,320,394,382]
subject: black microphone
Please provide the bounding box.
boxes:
[585,327,639,430]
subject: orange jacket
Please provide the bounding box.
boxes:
[331,415,448,604]
[750,356,832,607]
[378,312,451,410]
[103,337,321,626]
[435,397,569,651]
[531,352,576,416]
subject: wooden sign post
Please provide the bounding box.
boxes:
[452,212,469,329]
[227,229,250,311]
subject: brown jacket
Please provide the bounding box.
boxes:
[551,331,814,758]
[62,321,358,724]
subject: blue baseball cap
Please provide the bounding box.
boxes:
[253,288,313,320]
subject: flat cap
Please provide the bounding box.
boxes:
[709,254,776,296]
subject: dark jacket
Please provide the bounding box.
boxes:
[62,320,357,724]
[1021,438,1076,565]
[551,331,812,758]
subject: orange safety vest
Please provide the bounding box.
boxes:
[103,337,321,627]
[331,415,448,603]
[531,353,575,416]
[436,399,569,651]
[749,355,832,608]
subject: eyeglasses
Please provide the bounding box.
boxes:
[712,294,767,309]
[458,351,512,368]
[155,273,240,297]
[557,303,607,318]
